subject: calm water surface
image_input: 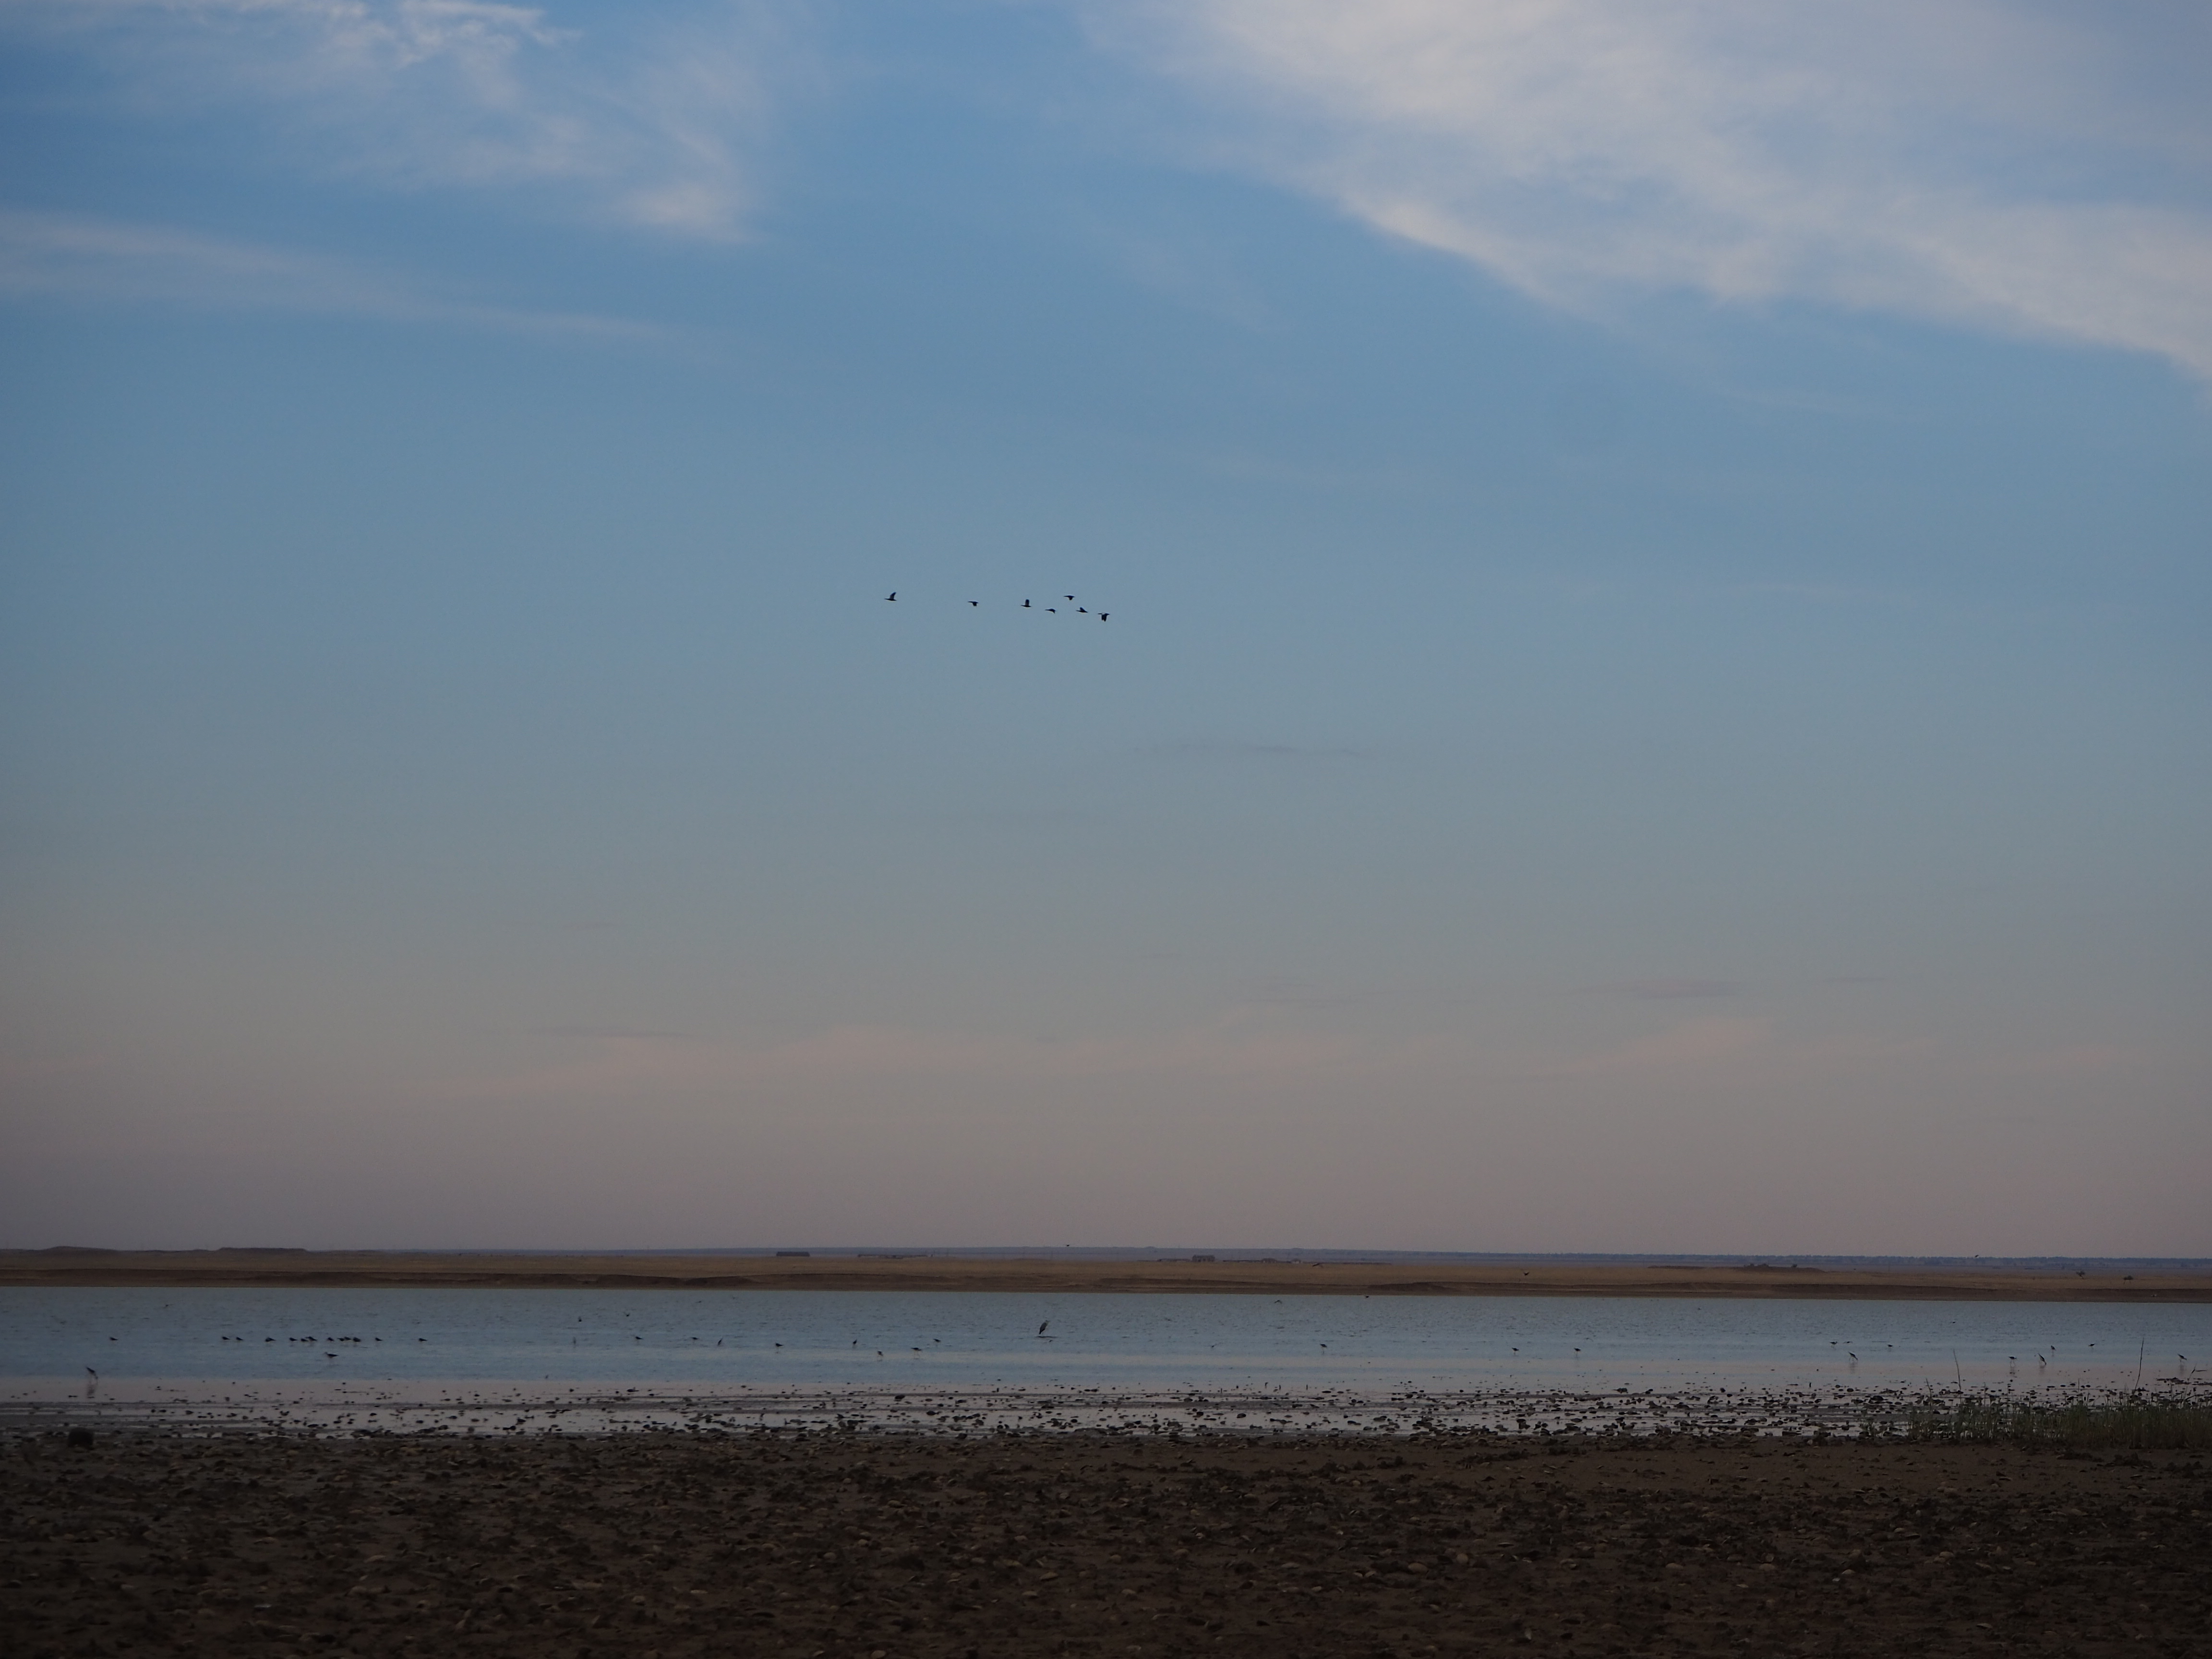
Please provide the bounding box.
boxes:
[6,1287,2204,1400]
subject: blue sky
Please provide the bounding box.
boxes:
[2,0,2207,1253]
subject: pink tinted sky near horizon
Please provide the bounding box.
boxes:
[1,0,2208,1255]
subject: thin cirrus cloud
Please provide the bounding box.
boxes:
[1086,0,2212,380]
[5,0,799,240]
[0,207,656,334]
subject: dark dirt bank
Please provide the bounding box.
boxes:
[3,1431,2207,1658]
[6,1250,2205,1301]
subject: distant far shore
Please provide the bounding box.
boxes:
[2,1250,2206,1301]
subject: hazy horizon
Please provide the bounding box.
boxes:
[14,1244,2212,1269]
[4,2,2208,1258]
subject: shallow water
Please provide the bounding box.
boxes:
[5,1286,2203,1406]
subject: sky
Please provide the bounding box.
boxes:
[1,0,2207,1256]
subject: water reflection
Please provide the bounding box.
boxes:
[5,1286,2205,1398]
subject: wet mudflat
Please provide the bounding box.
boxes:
[3,1430,2207,1659]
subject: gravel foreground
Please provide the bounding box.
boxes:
[4,1430,2207,1658]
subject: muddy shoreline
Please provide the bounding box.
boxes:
[5,1428,2206,1658]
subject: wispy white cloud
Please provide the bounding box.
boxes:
[0,206,657,332]
[1086,0,2212,379]
[4,0,800,239]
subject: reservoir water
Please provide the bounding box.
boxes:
[5,1287,2204,1436]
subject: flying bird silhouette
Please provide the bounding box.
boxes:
[1023,600,1031,608]
[885,591,896,601]
[1038,1321,1050,1336]
[969,601,978,606]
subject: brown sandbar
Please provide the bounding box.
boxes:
[2,1250,2205,1300]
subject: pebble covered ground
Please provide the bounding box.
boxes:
[0,1379,2013,1439]
[4,1428,2208,1658]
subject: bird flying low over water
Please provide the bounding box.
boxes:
[885,591,896,601]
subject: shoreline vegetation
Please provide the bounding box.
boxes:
[3,1249,2208,1300]
[1906,1395,2212,1451]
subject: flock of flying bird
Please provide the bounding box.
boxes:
[885,592,1108,621]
